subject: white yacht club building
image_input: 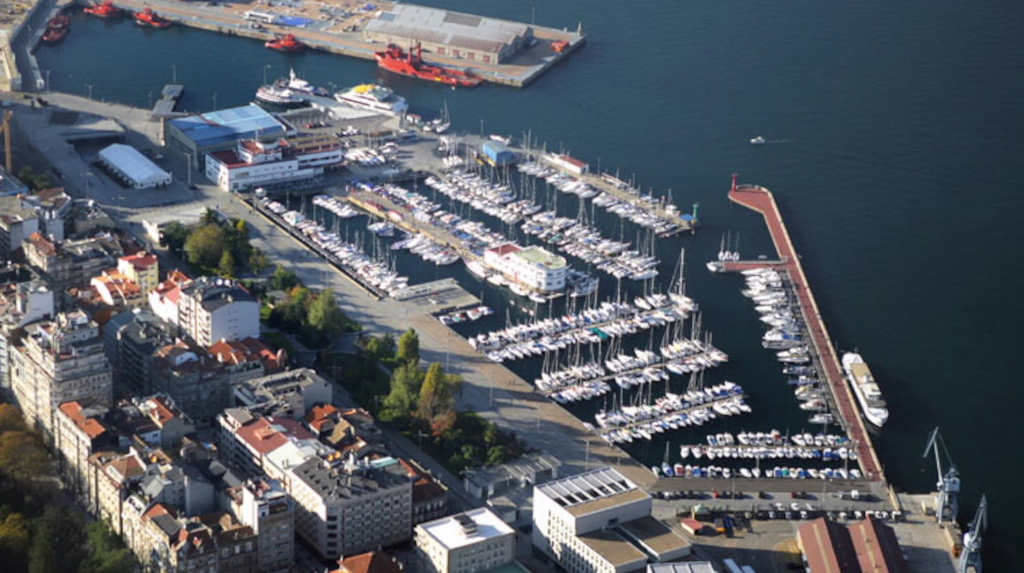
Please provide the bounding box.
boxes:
[483,243,567,292]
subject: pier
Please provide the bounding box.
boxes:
[85,0,584,88]
[151,83,183,117]
[724,177,885,483]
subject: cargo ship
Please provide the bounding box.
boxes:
[841,352,889,428]
[265,34,305,53]
[41,13,70,43]
[135,8,172,28]
[83,0,121,18]
[374,44,482,88]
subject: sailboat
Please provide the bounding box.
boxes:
[668,248,696,309]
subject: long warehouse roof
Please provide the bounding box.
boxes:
[365,4,530,54]
[98,144,171,187]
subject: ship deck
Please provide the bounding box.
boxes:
[724,182,886,484]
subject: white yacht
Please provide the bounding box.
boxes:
[335,84,408,116]
[841,352,889,428]
[255,85,304,107]
[750,136,766,145]
[284,68,328,96]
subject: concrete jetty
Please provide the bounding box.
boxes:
[724,178,886,484]
[81,0,584,88]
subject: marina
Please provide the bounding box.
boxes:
[722,178,885,482]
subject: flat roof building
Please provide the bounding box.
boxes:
[97,144,172,189]
[533,467,689,573]
[363,4,534,65]
[415,507,515,573]
[165,104,287,169]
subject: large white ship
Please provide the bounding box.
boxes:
[334,84,408,116]
[841,352,889,428]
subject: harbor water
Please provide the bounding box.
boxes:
[35,1,1024,567]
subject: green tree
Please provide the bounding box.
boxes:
[80,521,134,573]
[380,362,423,421]
[161,221,189,255]
[218,248,236,277]
[249,248,269,274]
[308,290,343,338]
[483,422,499,447]
[29,505,86,573]
[460,444,480,465]
[184,223,226,269]
[365,334,395,361]
[417,362,446,421]
[486,445,508,466]
[397,328,420,364]
[270,265,300,291]
[0,512,29,570]
[0,431,49,482]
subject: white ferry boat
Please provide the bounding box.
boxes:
[335,84,408,116]
[841,352,889,428]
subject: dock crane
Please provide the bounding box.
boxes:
[922,427,960,524]
[959,495,987,573]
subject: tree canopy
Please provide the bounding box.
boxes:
[184,223,226,270]
[397,328,420,364]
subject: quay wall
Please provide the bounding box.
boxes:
[73,0,582,88]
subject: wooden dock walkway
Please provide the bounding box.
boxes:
[725,178,886,484]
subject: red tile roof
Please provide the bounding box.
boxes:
[142,503,174,522]
[58,401,107,439]
[120,252,158,270]
[26,232,56,256]
[235,418,288,455]
[849,516,909,573]
[333,551,403,573]
[798,518,861,573]
[144,396,178,426]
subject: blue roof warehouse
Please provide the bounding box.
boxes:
[163,104,288,169]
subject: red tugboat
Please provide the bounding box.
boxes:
[374,44,483,88]
[41,13,70,43]
[135,8,172,28]
[83,0,121,18]
[265,34,305,53]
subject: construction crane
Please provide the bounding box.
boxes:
[2,109,11,173]
[959,495,987,573]
[922,426,960,524]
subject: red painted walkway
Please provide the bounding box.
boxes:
[727,181,885,483]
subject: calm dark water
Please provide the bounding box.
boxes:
[37,1,1024,567]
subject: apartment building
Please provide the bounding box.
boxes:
[9,310,112,437]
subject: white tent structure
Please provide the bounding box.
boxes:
[98,144,172,189]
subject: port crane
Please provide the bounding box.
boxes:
[922,427,960,524]
[958,494,986,573]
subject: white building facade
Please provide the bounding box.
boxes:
[177,277,259,346]
[483,244,567,292]
[204,137,341,193]
[415,507,515,573]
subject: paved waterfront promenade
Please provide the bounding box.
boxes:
[726,181,885,483]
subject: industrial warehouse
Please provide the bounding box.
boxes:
[163,104,288,169]
[363,4,534,65]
